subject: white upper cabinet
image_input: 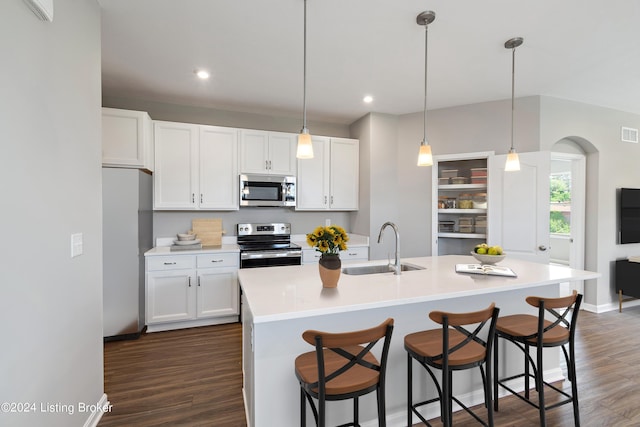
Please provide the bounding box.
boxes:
[154,121,198,209]
[199,125,239,210]
[102,107,154,171]
[296,137,359,211]
[154,121,239,210]
[239,130,297,175]
[329,137,359,210]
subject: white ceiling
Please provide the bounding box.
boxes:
[99,0,640,125]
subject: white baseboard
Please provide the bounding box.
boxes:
[83,393,111,427]
[584,297,640,313]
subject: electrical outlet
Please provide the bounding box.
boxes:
[325,219,331,227]
[71,233,83,257]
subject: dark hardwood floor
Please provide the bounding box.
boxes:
[99,306,640,426]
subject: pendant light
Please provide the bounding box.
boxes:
[296,0,314,159]
[504,37,523,171]
[416,11,436,167]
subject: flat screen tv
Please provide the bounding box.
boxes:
[620,188,640,244]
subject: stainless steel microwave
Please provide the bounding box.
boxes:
[239,174,296,207]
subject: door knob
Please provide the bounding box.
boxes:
[538,245,548,251]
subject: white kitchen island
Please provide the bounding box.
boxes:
[239,255,599,427]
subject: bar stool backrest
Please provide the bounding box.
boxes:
[524,290,582,343]
[428,303,498,365]
[301,318,394,395]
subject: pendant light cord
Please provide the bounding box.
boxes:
[302,0,308,132]
[510,45,515,151]
[423,24,428,143]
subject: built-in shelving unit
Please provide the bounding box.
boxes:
[432,151,494,256]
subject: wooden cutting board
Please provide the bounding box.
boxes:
[191,218,223,247]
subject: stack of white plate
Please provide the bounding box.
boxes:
[174,233,201,246]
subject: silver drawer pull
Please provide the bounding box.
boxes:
[211,259,224,263]
[164,262,177,265]
[348,253,357,256]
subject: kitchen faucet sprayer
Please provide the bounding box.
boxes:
[377,222,401,275]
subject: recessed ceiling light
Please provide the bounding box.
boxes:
[363,95,373,103]
[195,70,210,80]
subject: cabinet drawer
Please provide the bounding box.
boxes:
[147,255,196,271]
[302,247,368,264]
[302,250,322,264]
[341,247,369,260]
[197,252,239,269]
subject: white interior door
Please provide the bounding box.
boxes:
[488,151,551,263]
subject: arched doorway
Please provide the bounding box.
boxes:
[550,138,588,295]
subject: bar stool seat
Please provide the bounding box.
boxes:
[405,303,499,427]
[295,318,394,427]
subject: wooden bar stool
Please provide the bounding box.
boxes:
[493,291,583,426]
[294,318,394,427]
[405,303,499,427]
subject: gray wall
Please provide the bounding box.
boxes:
[0,1,104,426]
[540,96,640,308]
[103,96,357,239]
[354,97,542,260]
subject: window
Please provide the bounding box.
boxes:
[550,172,571,234]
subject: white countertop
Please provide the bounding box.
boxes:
[146,233,367,257]
[238,255,600,323]
[145,244,239,256]
[291,233,369,248]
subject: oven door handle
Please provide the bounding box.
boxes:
[241,250,302,260]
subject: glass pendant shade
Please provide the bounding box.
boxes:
[504,148,521,171]
[417,141,433,166]
[296,131,314,159]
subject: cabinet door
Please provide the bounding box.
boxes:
[154,121,198,209]
[268,132,297,175]
[239,130,269,173]
[329,138,359,210]
[296,136,330,210]
[102,108,152,170]
[196,268,239,318]
[199,126,239,210]
[147,270,196,323]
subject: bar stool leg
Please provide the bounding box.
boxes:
[300,389,306,427]
[486,358,494,426]
[536,345,546,427]
[570,342,580,426]
[524,343,531,399]
[407,353,413,427]
[493,333,500,412]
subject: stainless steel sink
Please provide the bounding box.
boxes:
[342,263,425,275]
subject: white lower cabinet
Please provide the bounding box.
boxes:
[145,252,239,332]
[196,253,239,318]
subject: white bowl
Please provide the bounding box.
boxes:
[177,233,196,241]
[470,251,506,265]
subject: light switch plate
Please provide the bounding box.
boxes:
[71,233,83,257]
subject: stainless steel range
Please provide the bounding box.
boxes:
[237,223,302,269]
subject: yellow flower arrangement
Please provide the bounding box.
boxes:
[306,225,349,256]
